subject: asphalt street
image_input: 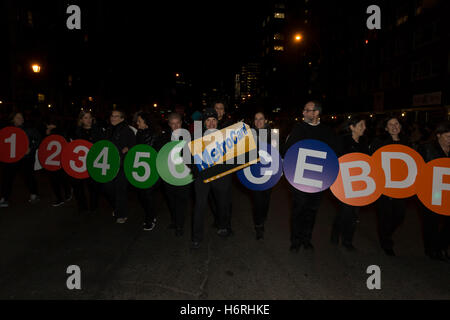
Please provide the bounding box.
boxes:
[0,171,449,300]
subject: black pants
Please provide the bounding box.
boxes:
[331,203,359,246]
[1,158,38,201]
[164,182,191,231]
[192,175,232,242]
[48,170,71,202]
[252,189,272,227]
[291,189,323,246]
[376,195,406,250]
[72,178,99,212]
[137,184,159,224]
[421,206,450,254]
[209,182,233,227]
[104,169,128,218]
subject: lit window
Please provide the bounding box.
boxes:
[275,3,285,8]
[273,33,284,40]
[274,46,284,51]
[274,12,285,19]
[27,11,33,26]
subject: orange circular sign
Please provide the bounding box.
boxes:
[331,153,385,207]
[416,158,450,216]
[372,144,425,199]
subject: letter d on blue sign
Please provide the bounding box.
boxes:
[283,139,339,193]
[237,143,282,191]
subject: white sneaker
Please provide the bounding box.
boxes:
[29,194,40,204]
[116,217,128,224]
[0,198,9,208]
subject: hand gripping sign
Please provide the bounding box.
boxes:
[87,140,121,183]
[188,122,259,183]
[372,144,425,199]
[331,153,385,206]
[416,158,450,216]
[237,143,283,191]
[38,135,67,171]
[156,141,193,186]
[61,140,93,179]
[0,127,29,163]
[283,139,340,193]
[124,144,159,189]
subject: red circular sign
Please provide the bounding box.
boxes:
[61,140,93,179]
[38,135,67,171]
[0,127,29,163]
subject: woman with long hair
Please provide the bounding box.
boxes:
[331,115,369,251]
[370,115,410,256]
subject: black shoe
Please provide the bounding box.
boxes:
[175,229,184,237]
[290,244,301,253]
[52,200,64,207]
[255,226,264,240]
[343,243,356,252]
[217,229,231,238]
[167,223,176,229]
[303,242,314,251]
[143,219,156,231]
[191,241,201,249]
[383,247,396,256]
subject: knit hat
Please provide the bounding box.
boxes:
[202,108,218,122]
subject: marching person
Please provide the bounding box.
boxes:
[104,109,136,224]
[418,121,450,261]
[135,112,161,231]
[0,112,41,208]
[72,110,104,214]
[251,111,273,240]
[370,115,410,256]
[191,108,233,249]
[282,101,337,252]
[330,116,369,251]
[43,115,72,207]
[161,112,192,237]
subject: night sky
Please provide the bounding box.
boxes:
[101,1,262,99]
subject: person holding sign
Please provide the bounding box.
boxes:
[42,115,72,207]
[282,101,338,252]
[135,112,162,231]
[330,116,369,251]
[370,115,411,256]
[0,112,41,208]
[418,121,450,261]
[191,109,233,249]
[160,113,192,237]
[251,111,273,240]
[104,109,136,224]
[71,110,104,214]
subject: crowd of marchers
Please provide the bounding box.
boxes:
[0,100,449,261]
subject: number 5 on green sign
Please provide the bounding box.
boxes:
[86,140,121,183]
[124,145,159,189]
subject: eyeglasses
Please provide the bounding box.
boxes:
[303,109,316,113]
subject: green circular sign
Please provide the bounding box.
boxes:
[156,141,193,186]
[124,144,159,189]
[86,140,121,183]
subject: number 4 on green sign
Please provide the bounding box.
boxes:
[87,140,120,183]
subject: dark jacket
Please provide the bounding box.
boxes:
[20,125,41,159]
[105,122,136,160]
[418,141,449,162]
[74,125,104,143]
[369,134,410,155]
[281,121,338,157]
[136,128,162,150]
[338,134,369,157]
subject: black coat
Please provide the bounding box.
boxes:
[281,121,338,157]
[418,141,449,162]
[338,134,369,157]
[74,125,104,143]
[369,134,410,155]
[20,125,41,159]
[105,122,136,159]
[136,128,162,150]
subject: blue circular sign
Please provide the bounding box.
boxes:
[283,139,339,193]
[237,143,283,191]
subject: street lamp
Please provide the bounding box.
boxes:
[32,64,41,73]
[294,34,303,42]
